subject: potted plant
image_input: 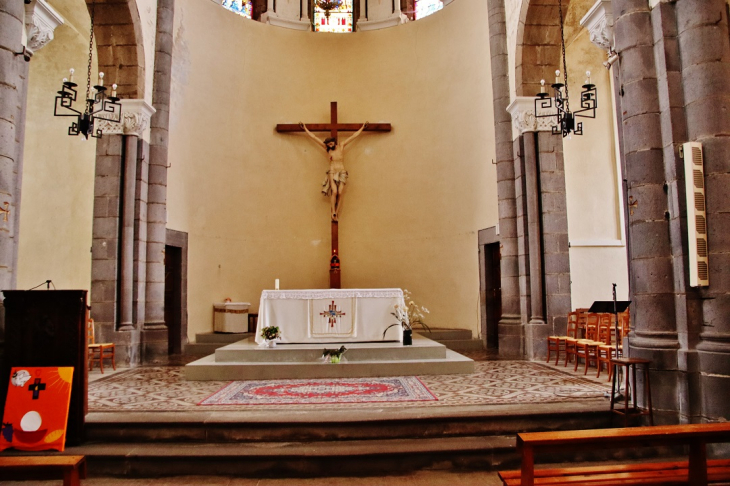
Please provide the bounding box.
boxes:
[260,325,281,347]
[382,290,430,346]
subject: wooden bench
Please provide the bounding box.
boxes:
[498,423,730,486]
[0,455,87,486]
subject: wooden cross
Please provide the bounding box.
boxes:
[276,101,391,141]
[276,102,391,289]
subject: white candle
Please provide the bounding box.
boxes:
[585,70,592,85]
[275,279,280,290]
[111,83,117,98]
[540,79,546,93]
[98,72,104,87]
[555,70,561,84]
[69,68,74,83]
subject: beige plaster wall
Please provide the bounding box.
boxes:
[562,26,629,307]
[17,0,97,291]
[169,0,497,340]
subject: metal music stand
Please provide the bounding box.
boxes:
[588,287,631,357]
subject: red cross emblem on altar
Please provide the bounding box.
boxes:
[320,301,346,328]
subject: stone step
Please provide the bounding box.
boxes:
[184,343,224,356]
[195,332,253,344]
[85,404,612,444]
[185,348,474,381]
[416,328,473,341]
[59,436,518,477]
[214,336,447,362]
[437,339,485,351]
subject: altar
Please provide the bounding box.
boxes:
[255,288,405,344]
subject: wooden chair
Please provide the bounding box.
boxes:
[547,312,578,365]
[88,318,116,373]
[596,314,617,380]
[563,313,580,367]
[575,308,590,339]
[574,314,600,374]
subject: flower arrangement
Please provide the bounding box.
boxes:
[260,325,281,341]
[382,289,430,339]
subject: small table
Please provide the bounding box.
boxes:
[610,357,654,426]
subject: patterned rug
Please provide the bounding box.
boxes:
[199,377,437,406]
[88,361,610,412]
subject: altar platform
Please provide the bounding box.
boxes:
[184,334,474,381]
[56,357,616,479]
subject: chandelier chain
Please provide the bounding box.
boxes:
[85,1,95,113]
[558,0,569,113]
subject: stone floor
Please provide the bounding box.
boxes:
[3,470,504,485]
[87,359,611,412]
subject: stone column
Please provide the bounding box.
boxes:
[507,97,569,359]
[488,0,522,356]
[675,0,730,422]
[0,0,29,293]
[614,0,682,414]
[134,139,149,328]
[142,0,175,359]
[648,0,706,421]
[119,136,138,331]
[94,100,155,364]
[537,130,571,337]
[0,0,63,342]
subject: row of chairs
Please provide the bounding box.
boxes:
[547,309,630,380]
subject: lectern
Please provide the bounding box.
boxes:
[1,290,88,445]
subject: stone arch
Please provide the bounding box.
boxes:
[85,0,145,99]
[515,0,570,97]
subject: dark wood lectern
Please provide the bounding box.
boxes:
[1,290,88,445]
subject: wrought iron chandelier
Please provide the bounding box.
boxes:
[534,0,597,137]
[54,1,121,139]
[315,0,343,18]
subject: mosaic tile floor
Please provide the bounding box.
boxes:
[88,360,611,412]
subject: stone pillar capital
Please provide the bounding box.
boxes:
[580,0,613,51]
[98,99,156,140]
[506,96,555,137]
[24,0,64,55]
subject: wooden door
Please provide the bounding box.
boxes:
[484,243,501,350]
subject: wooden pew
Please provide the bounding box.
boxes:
[498,423,730,486]
[0,455,86,486]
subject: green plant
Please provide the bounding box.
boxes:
[261,325,281,341]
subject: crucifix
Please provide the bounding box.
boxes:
[276,102,391,289]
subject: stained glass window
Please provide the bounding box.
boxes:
[314,1,354,33]
[415,0,443,20]
[222,0,253,19]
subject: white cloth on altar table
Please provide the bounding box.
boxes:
[255,289,405,344]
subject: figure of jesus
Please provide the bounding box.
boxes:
[299,122,368,221]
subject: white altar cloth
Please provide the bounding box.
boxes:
[255,289,405,344]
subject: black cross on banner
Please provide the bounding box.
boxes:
[28,378,46,400]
